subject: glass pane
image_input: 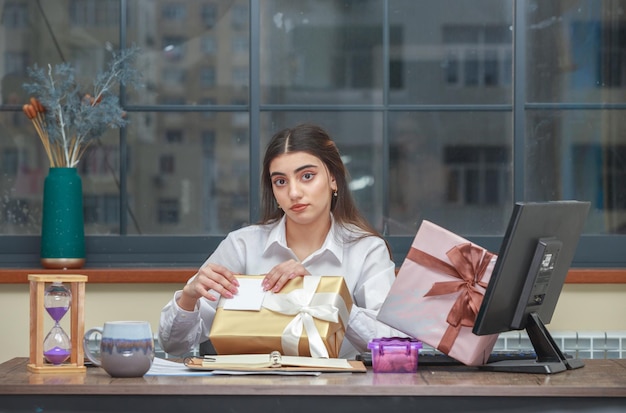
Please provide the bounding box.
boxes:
[260,0,384,105]
[0,0,122,235]
[127,0,250,106]
[389,0,513,105]
[527,0,626,103]
[388,111,512,235]
[260,112,384,231]
[80,131,121,234]
[0,112,44,235]
[126,112,249,235]
[525,110,626,234]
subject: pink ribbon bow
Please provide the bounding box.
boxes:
[406,243,495,353]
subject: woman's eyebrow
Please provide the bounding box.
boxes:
[270,164,318,177]
[294,164,318,173]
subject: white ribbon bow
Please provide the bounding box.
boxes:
[262,276,340,358]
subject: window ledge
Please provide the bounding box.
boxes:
[0,268,196,284]
[0,268,624,284]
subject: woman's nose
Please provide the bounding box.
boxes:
[288,181,301,199]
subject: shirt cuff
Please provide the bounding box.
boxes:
[169,290,202,326]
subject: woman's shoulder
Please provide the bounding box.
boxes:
[225,220,278,240]
[335,222,385,246]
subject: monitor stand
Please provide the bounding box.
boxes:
[478,312,585,374]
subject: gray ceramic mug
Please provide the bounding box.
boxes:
[83,321,154,377]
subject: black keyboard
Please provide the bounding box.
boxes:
[356,350,539,367]
[419,351,538,366]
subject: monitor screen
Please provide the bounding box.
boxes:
[472,200,590,374]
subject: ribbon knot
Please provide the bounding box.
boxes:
[406,243,495,353]
[262,277,339,358]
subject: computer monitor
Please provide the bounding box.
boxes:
[473,200,590,374]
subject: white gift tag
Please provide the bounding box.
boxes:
[222,278,265,311]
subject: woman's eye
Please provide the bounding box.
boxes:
[302,172,314,181]
[273,178,286,187]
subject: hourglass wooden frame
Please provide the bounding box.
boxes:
[27,274,88,374]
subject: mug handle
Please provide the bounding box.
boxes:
[83,327,103,366]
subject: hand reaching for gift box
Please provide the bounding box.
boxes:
[178,263,241,309]
[262,259,310,293]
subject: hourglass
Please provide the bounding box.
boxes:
[43,281,72,364]
[28,274,87,374]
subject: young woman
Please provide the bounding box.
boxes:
[158,123,401,359]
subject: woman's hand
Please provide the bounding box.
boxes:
[177,263,240,311]
[263,259,310,292]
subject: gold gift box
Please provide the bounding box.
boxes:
[209,275,353,358]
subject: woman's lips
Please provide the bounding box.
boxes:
[290,204,308,212]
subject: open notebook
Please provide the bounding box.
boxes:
[184,352,366,373]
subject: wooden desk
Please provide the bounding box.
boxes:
[1,358,625,412]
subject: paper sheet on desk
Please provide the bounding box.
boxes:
[145,358,214,376]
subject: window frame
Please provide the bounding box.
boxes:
[0,0,624,273]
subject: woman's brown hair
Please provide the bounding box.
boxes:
[260,123,391,258]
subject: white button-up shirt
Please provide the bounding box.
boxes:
[158,215,402,359]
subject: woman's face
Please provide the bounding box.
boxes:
[269,151,337,227]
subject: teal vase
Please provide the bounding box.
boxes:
[40,167,86,269]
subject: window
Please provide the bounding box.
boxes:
[1,1,28,28]
[231,4,247,30]
[159,154,175,174]
[232,67,247,88]
[232,35,248,54]
[442,24,512,88]
[2,148,19,176]
[3,51,27,74]
[1,0,625,270]
[569,21,626,89]
[202,130,216,156]
[162,3,186,21]
[444,146,510,206]
[202,3,217,28]
[200,67,216,87]
[603,145,626,212]
[70,0,118,27]
[165,130,183,143]
[201,36,217,55]
[84,195,120,226]
[79,145,118,177]
[158,199,179,224]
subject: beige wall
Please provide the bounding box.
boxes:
[1,283,626,363]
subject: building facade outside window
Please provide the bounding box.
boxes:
[0,0,625,269]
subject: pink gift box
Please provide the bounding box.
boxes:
[377,220,499,366]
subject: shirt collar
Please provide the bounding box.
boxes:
[263,214,343,264]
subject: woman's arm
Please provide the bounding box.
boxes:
[343,238,407,353]
[158,234,246,355]
[158,289,215,356]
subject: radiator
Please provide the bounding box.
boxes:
[494,330,626,359]
[419,330,626,359]
[156,331,626,359]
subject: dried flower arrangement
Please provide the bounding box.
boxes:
[22,44,142,168]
